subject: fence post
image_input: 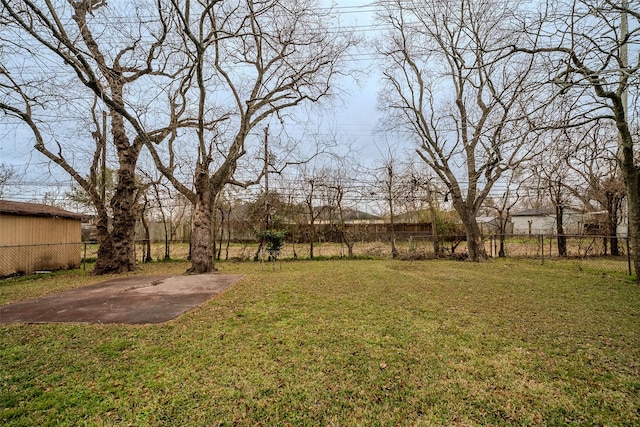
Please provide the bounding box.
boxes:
[540,234,544,265]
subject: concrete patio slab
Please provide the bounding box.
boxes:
[0,274,244,325]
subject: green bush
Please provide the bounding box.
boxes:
[257,229,286,251]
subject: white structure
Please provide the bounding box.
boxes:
[510,208,588,235]
[476,216,509,235]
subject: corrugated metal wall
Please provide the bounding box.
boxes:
[0,214,81,276]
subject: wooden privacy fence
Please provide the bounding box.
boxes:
[130,221,439,244]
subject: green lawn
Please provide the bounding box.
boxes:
[1,259,639,426]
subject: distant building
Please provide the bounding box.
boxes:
[510,208,587,235]
[0,200,82,276]
[476,216,507,235]
[315,207,383,225]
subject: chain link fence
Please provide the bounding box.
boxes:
[0,234,631,278]
[143,234,631,276]
[486,234,628,258]
[0,242,82,277]
[408,234,631,275]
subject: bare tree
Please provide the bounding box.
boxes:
[484,172,522,258]
[213,189,239,261]
[145,0,356,273]
[563,123,625,255]
[0,163,17,199]
[399,161,448,256]
[278,178,308,259]
[323,157,364,259]
[0,0,186,274]
[376,0,543,261]
[137,170,174,261]
[518,0,640,276]
[373,149,404,258]
[543,158,572,257]
[138,191,154,263]
[297,165,330,259]
[154,180,175,261]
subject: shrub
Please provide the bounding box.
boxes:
[256,229,286,251]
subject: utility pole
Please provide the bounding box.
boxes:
[621,0,629,117]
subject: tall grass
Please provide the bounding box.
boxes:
[1,259,639,425]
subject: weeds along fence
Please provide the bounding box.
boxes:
[93,233,632,276]
[463,234,629,275]
[516,234,632,275]
[486,234,629,259]
[0,234,630,278]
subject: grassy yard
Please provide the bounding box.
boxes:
[1,259,639,426]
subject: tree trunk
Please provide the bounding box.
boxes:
[307,201,316,259]
[142,217,152,263]
[456,205,487,261]
[189,195,215,273]
[188,167,215,274]
[388,208,398,259]
[254,242,263,262]
[429,206,441,257]
[215,207,223,261]
[623,168,640,280]
[163,219,170,260]
[390,228,398,258]
[309,228,315,259]
[465,220,487,261]
[388,183,399,259]
[337,204,354,259]
[498,215,507,258]
[291,232,298,259]
[498,235,506,258]
[94,168,138,274]
[498,213,508,258]
[606,191,620,256]
[556,205,567,257]
[341,231,354,258]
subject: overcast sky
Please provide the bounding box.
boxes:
[327,0,385,161]
[0,0,387,203]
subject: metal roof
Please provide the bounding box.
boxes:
[510,209,554,217]
[0,200,83,220]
